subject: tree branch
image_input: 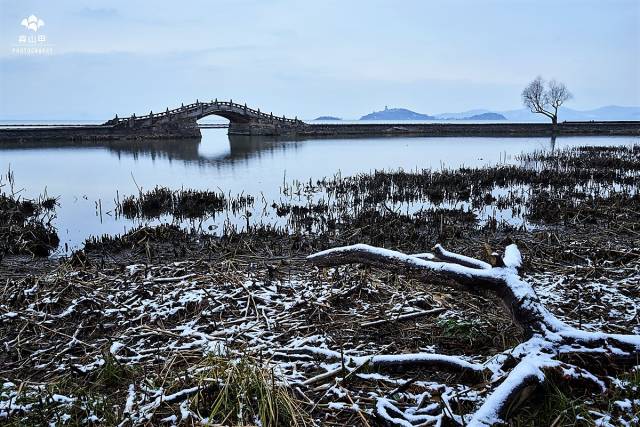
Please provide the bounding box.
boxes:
[279,345,487,382]
[432,244,492,269]
[307,244,556,337]
[469,356,547,426]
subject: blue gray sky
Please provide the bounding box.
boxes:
[0,0,638,120]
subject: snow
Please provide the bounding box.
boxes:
[502,244,522,269]
[125,264,145,275]
[309,243,501,281]
[360,353,484,373]
[51,394,74,404]
[434,243,492,269]
[615,399,632,410]
[355,372,392,382]
[593,412,615,427]
[3,242,638,426]
[469,355,549,426]
[375,398,415,427]
[409,252,435,259]
[160,414,177,423]
[73,357,105,373]
[532,267,640,335]
[110,341,125,355]
[179,400,190,421]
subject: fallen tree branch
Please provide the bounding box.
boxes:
[432,244,492,270]
[279,345,486,383]
[306,243,640,425]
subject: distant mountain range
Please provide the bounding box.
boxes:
[313,105,640,122]
[455,112,506,120]
[499,105,640,122]
[359,107,505,121]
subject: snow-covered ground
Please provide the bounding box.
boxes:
[2,245,638,425]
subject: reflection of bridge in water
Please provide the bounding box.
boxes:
[107,135,304,167]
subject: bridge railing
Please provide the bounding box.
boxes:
[109,101,302,125]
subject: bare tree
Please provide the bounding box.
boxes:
[522,76,572,125]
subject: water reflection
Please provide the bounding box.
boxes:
[110,136,305,165]
[0,134,304,167]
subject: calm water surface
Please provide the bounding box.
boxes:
[0,129,636,252]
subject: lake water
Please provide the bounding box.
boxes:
[0,129,637,253]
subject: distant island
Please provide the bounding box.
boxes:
[314,116,342,120]
[359,106,505,121]
[360,107,435,120]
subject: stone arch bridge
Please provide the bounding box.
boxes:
[104,99,306,137]
[90,100,640,141]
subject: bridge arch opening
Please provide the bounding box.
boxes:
[196,115,230,126]
[200,111,252,124]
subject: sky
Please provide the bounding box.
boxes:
[0,0,638,120]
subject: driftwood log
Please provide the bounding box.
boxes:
[304,243,640,426]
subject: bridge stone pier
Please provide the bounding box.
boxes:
[104,100,307,138]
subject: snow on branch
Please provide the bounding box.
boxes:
[280,345,486,381]
[432,243,493,269]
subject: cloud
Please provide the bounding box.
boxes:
[0,0,637,118]
[77,7,120,20]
